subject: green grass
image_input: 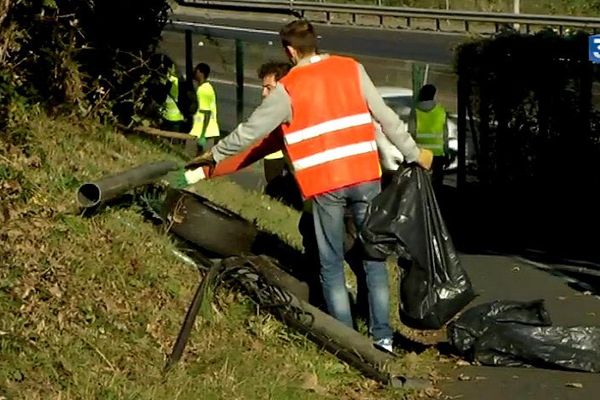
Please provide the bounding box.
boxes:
[0,113,443,399]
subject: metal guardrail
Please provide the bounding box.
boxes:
[179,0,600,34]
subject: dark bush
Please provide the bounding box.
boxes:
[455,30,600,261]
[0,0,172,124]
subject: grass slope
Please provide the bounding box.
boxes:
[0,114,442,399]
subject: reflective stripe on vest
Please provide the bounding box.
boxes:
[293,140,377,171]
[162,74,184,122]
[284,113,372,145]
[280,56,381,199]
[191,81,220,138]
[416,104,446,156]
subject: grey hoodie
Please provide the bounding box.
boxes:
[211,54,421,165]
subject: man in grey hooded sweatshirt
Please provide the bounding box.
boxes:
[410,84,448,194]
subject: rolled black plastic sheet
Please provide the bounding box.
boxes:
[448,300,600,373]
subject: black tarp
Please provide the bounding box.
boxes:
[448,300,600,373]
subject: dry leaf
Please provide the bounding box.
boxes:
[49,284,62,299]
[458,374,471,381]
[424,387,443,398]
[299,372,326,394]
[565,382,583,389]
[456,360,471,366]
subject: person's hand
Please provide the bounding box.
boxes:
[417,148,433,170]
[380,146,404,171]
[186,149,215,169]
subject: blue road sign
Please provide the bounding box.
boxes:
[590,34,600,63]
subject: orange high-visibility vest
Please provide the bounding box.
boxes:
[279,56,381,199]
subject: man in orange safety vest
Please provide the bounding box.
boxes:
[188,20,433,352]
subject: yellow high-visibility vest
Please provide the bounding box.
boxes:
[191,81,220,138]
[162,72,184,122]
[264,150,284,160]
[415,104,446,156]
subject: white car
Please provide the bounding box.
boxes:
[377,86,459,171]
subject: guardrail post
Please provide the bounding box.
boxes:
[457,74,467,191]
[185,30,193,83]
[406,17,411,28]
[235,39,245,124]
[435,18,441,31]
[464,20,469,32]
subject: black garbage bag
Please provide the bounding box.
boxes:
[360,167,475,329]
[448,300,600,373]
[475,324,600,372]
[448,299,552,356]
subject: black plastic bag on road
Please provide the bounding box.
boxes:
[448,300,600,373]
[475,324,600,372]
[448,299,552,356]
[360,167,475,329]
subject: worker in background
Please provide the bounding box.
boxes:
[188,20,433,352]
[160,58,185,133]
[187,63,220,157]
[256,61,301,206]
[411,84,448,195]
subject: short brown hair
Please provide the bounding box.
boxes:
[257,61,292,81]
[279,20,318,57]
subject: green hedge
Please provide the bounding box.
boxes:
[0,0,171,125]
[455,30,600,261]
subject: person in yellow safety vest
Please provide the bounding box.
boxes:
[411,83,448,194]
[188,63,220,156]
[161,62,185,133]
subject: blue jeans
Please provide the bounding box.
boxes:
[312,180,392,340]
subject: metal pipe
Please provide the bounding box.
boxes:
[165,253,216,371]
[76,161,178,208]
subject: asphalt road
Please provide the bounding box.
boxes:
[171,10,467,65]
[159,4,463,130]
[441,254,600,400]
